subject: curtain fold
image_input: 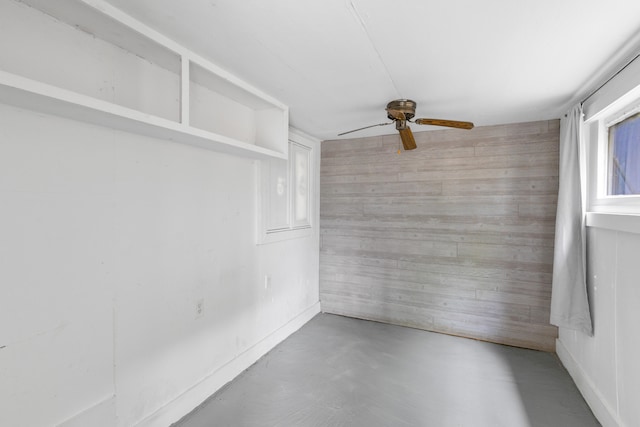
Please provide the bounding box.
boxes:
[550,104,593,335]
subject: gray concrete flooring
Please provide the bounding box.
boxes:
[174,313,600,427]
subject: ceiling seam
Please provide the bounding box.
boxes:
[347,0,402,99]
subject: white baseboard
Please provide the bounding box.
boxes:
[556,338,623,427]
[135,301,321,427]
[56,395,116,427]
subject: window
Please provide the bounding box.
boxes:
[585,90,640,215]
[607,112,640,195]
[290,142,311,228]
[582,55,640,231]
[257,131,315,244]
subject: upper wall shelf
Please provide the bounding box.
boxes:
[1,0,288,160]
[0,71,286,159]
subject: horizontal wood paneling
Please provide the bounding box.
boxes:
[320,120,559,351]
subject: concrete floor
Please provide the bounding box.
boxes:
[174,313,600,427]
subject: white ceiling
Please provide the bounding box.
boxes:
[105,0,640,141]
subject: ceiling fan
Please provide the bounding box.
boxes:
[338,99,474,150]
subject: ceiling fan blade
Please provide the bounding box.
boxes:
[415,118,474,129]
[398,127,417,150]
[338,122,392,136]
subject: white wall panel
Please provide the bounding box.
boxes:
[0,99,320,427]
[558,227,640,427]
[0,5,319,421]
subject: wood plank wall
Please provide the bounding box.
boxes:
[320,120,560,351]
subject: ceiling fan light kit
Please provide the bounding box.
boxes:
[339,99,474,151]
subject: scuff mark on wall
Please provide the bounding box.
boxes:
[3,323,68,349]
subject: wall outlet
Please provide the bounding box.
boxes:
[264,275,271,289]
[195,299,204,318]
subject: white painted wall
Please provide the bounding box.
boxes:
[557,227,640,427]
[0,2,320,426]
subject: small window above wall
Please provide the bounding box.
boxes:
[257,130,317,244]
[607,112,640,195]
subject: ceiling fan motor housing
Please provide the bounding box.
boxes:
[386,99,417,121]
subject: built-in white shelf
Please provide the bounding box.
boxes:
[0,71,286,159]
[2,0,288,160]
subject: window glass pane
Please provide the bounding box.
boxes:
[267,158,289,230]
[608,112,640,195]
[291,144,310,226]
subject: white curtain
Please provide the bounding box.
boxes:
[550,104,593,335]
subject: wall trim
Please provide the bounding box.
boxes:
[134,302,321,427]
[586,212,640,235]
[556,338,622,427]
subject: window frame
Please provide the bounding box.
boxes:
[586,91,640,215]
[257,130,316,244]
[289,141,312,229]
